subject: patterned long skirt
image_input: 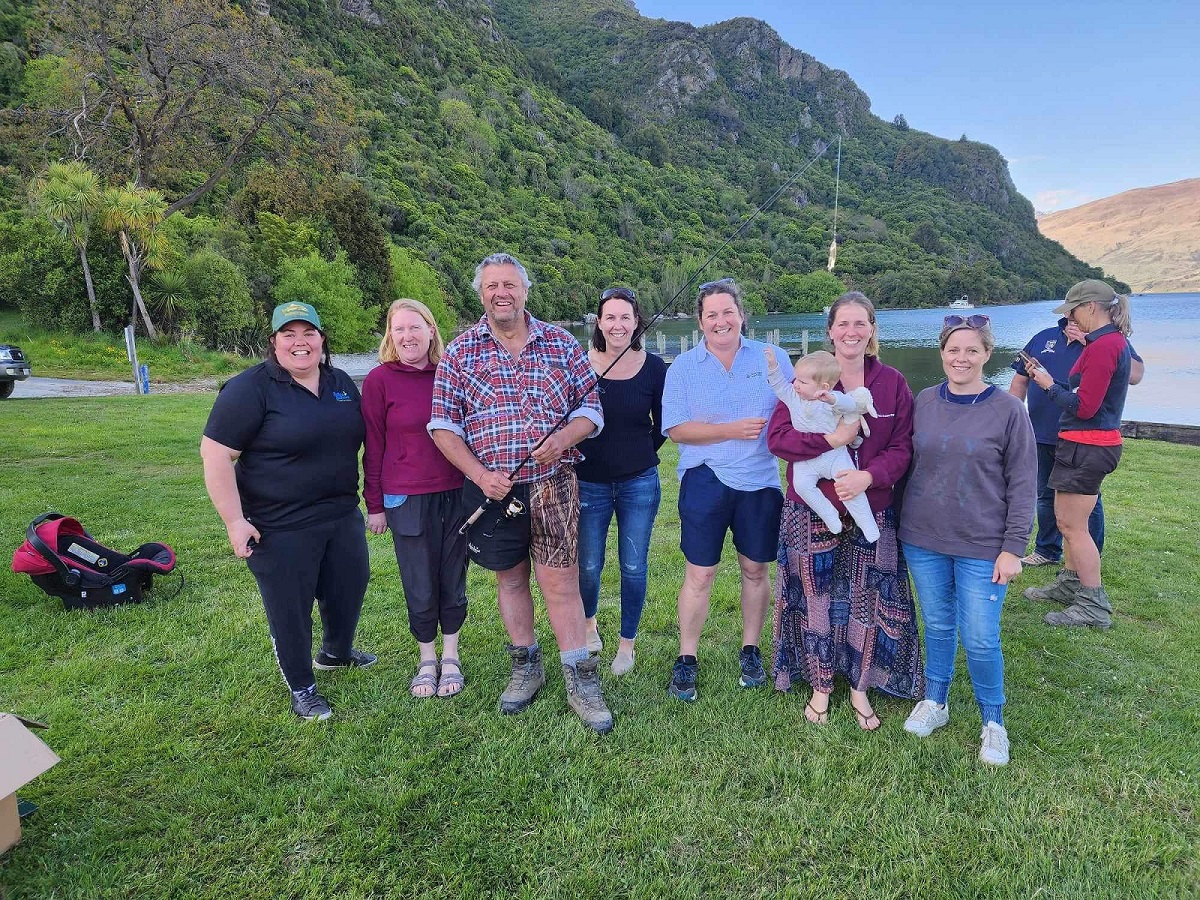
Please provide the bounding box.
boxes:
[771,500,923,698]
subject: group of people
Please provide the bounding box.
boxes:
[200,258,1136,765]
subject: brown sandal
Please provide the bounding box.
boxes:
[410,659,439,699]
[852,703,881,731]
[804,703,830,725]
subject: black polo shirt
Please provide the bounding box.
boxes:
[204,356,365,531]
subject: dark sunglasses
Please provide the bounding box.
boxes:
[698,277,735,293]
[600,287,636,302]
[943,314,991,329]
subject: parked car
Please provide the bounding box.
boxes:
[0,343,32,399]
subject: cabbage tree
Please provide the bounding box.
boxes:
[29,161,104,331]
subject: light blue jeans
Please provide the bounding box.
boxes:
[578,467,661,641]
[902,543,1007,726]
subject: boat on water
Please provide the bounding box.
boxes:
[948,295,974,310]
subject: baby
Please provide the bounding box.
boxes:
[765,347,880,543]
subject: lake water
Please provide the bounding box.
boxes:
[564,293,1199,426]
[336,293,1199,427]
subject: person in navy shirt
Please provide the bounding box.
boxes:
[574,286,667,677]
[1009,312,1143,567]
[201,301,375,722]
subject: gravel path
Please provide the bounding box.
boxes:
[6,355,378,399]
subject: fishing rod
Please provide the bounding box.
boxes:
[460,141,832,535]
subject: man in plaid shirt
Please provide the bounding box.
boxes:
[430,252,613,733]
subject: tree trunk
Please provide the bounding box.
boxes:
[120,233,158,340]
[77,244,102,332]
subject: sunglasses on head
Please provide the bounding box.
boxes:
[600,287,636,302]
[698,277,735,293]
[943,314,991,329]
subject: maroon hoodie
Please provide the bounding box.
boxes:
[362,360,462,514]
[767,355,914,514]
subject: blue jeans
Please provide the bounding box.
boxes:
[578,468,661,640]
[1035,442,1104,561]
[902,543,1007,726]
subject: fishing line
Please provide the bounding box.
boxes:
[460,141,832,535]
[827,134,841,272]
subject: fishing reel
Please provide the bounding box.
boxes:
[480,497,527,539]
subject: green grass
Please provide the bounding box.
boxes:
[1,395,1197,898]
[0,311,251,382]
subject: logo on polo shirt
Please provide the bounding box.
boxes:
[333,391,352,402]
[1042,339,1057,353]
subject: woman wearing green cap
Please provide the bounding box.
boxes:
[1018,280,1133,629]
[200,301,376,721]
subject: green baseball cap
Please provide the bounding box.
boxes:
[1052,280,1117,316]
[271,301,322,332]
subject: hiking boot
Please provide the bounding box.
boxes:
[291,685,332,722]
[979,721,1010,766]
[1023,568,1080,605]
[738,645,767,688]
[1020,551,1057,567]
[499,644,545,714]
[903,699,950,737]
[668,657,698,702]
[313,647,378,670]
[563,657,614,734]
[1044,585,1113,629]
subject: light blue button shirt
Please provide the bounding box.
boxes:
[661,337,792,491]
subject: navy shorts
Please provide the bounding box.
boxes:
[678,464,783,567]
[1049,439,1122,496]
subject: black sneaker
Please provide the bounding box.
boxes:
[313,648,378,670]
[291,685,332,722]
[738,645,766,688]
[669,657,698,702]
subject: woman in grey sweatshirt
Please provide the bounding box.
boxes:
[898,315,1035,766]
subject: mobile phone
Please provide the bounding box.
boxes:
[1016,350,1039,371]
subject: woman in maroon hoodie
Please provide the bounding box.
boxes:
[363,299,468,698]
[766,292,922,729]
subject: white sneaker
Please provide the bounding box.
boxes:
[979,722,1010,766]
[904,699,949,737]
[585,628,603,654]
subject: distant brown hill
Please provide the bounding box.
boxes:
[1037,179,1200,293]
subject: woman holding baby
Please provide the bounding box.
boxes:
[766,291,923,729]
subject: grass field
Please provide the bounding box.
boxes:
[1,394,1197,898]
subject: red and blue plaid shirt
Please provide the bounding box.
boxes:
[429,313,603,483]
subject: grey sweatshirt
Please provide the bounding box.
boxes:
[899,385,1036,560]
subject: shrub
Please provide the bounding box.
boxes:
[178,248,257,350]
[771,271,846,313]
[389,244,458,337]
[273,252,376,352]
[0,212,126,331]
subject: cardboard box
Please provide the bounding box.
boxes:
[0,714,60,854]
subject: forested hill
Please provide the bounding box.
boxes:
[0,0,1120,350]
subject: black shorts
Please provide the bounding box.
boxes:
[1048,439,1122,495]
[462,469,580,572]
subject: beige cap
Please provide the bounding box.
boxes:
[1052,279,1117,316]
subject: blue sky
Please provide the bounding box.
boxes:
[635,0,1199,211]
